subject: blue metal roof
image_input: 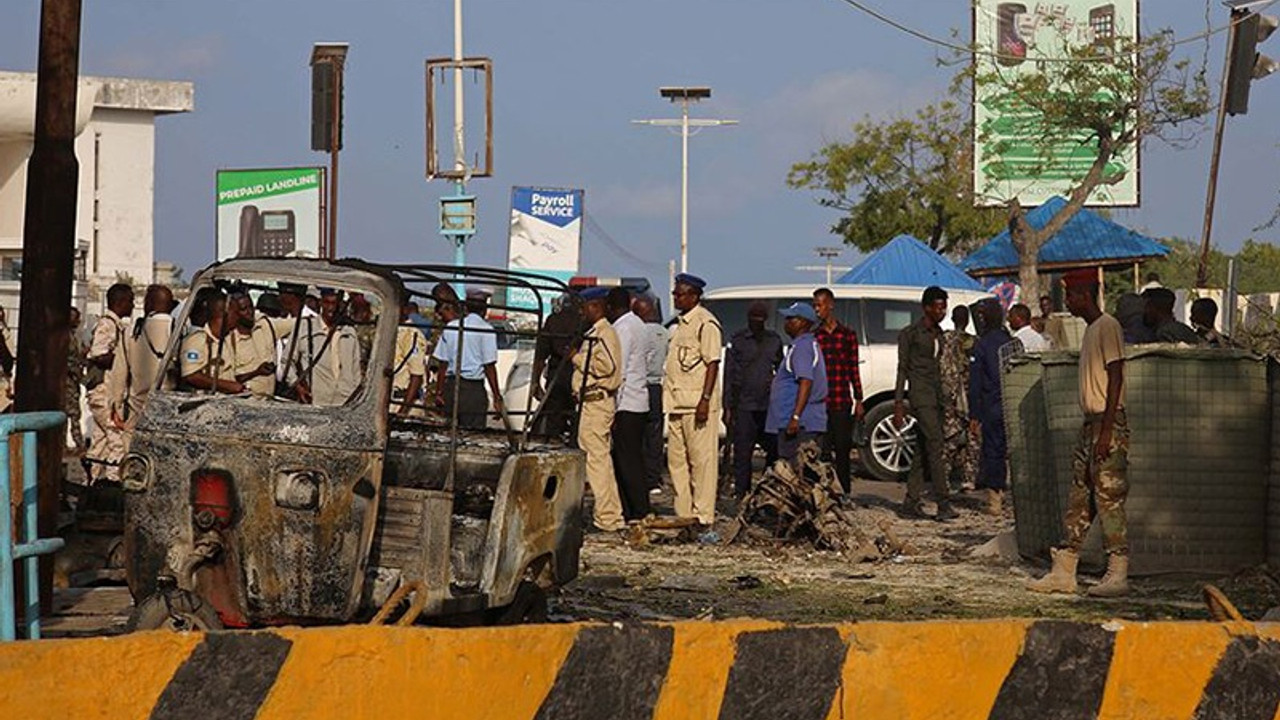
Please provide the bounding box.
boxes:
[959,197,1170,275]
[837,235,984,290]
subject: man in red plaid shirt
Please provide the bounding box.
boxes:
[813,288,864,492]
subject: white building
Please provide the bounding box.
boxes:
[0,71,193,330]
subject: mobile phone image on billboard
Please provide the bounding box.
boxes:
[997,3,1027,67]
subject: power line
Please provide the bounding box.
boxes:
[582,212,665,273]
[833,0,1277,64]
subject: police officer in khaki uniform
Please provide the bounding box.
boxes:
[293,289,363,407]
[571,287,625,532]
[128,284,177,417]
[663,273,722,527]
[393,299,427,416]
[180,293,247,394]
[225,291,280,397]
[86,283,134,482]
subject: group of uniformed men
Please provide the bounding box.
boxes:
[528,274,720,534]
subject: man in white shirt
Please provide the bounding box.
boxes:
[276,283,319,393]
[634,294,667,494]
[289,288,362,406]
[432,288,504,429]
[1009,303,1051,352]
[607,287,651,520]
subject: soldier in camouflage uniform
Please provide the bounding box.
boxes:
[1029,269,1130,598]
[66,307,87,452]
[939,305,976,491]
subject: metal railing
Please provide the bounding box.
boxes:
[0,411,67,641]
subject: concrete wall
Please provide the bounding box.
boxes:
[85,108,156,287]
[0,72,191,337]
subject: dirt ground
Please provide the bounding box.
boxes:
[555,473,1280,624]
[50,464,1280,634]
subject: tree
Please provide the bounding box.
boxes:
[979,33,1210,300]
[787,99,1006,258]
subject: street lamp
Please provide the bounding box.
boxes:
[632,86,736,274]
[794,246,851,285]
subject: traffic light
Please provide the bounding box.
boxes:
[1225,3,1278,116]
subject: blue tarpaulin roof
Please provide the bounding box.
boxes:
[959,196,1170,276]
[837,234,984,290]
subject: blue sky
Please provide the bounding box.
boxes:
[2,0,1277,288]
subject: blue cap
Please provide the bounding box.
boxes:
[779,302,818,324]
[579,286,609,301]
[673,273,706,290]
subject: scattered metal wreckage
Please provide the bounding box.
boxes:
[121,258,591,630]
[726,442,905,561]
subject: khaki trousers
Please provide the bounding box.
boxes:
[577,397,625,532]
[86,385,128,481]
[667,411,720,524]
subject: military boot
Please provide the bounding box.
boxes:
[1026,548,1078,594]
[1087,554,1130,598]
[935,501,959,522]
[985,489,1003,516]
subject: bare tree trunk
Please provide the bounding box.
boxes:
[1005,135,1119,306]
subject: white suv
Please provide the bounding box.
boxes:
[702,284,991,482]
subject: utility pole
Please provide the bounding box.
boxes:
[15,0,82,610]
[451,0,467,269]
[632,87,736,274]
[425,2,491,277]
[1197,1,1278,286]
[310,43,347,258]
[1197,11,1241,288]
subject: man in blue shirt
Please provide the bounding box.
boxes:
[968,300,1013,515]
[766,302,828,465]
[724,301,783,497]
[432,288,504,429]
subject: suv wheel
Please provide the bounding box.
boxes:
[860,400,917,482]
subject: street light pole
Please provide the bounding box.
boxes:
[816,246,843,285]
[680,98,689,274]
[633,86,736,274]
[452,0,467,269]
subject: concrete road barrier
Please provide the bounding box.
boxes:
[2,619,1279,719]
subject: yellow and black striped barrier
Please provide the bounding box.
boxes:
[2,620,1279,719]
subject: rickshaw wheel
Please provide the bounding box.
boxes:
[128,590,224,632]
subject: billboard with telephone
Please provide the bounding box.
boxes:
[507,187,584,313]
[972,1,1139,207]
[216,167,325,260]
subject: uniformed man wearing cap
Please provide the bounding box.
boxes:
[276,282,319,395]
[432,287,504,429]
[663,273,723,527]
[571,286,626,532]
[1029,268,1130,598]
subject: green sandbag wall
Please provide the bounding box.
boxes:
[1004,349,1271,574]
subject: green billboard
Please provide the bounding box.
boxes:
[973,1,1139,207]
[215,167,325,260]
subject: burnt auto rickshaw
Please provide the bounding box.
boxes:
[122,259,586,629]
